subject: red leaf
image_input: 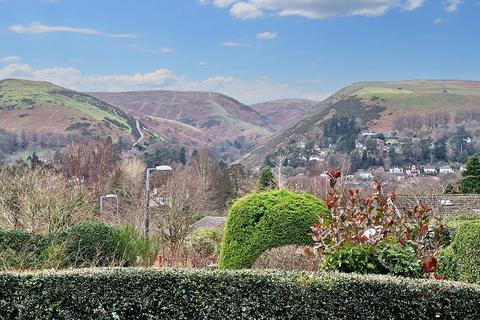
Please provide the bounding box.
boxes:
[422,256,437,273]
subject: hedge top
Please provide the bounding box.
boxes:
[219,189,328,269]
[1,268,480,320]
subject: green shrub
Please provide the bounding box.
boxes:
[438,220,480,283]
[0,229,52,270]
[437,246,458,280]
[1,268,480,319]
[445,213,480,243]
[322,243,379,274]
[186,228,222,257]
[376,241,422,277]
[219,189,328,269]
[61,221,121,267]
[117,225,157,267]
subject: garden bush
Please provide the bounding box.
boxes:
[219,189,328,269]
[0,268,479,319]
[0,229,52,269]
[61,221,122,267]
[0,221,131,270]
[438,220,480,283]
[308,172,444,278]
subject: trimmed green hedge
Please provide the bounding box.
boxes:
[438,220,480,283]
[219,189,328,269]
[0,221,123,270]
[0,268,479,319]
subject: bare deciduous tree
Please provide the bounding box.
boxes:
[59,138,115,196]
[0,166,94,234]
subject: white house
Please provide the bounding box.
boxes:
[389,167,404,174]
[439,165,454,174]
[358,171,374,180]
[424,166,437,175]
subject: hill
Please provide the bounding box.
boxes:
[89,91,274,154]
[240,80,480,167]
[0,79,156,160]
[250,99,319,130]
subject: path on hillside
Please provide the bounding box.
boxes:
[132,120,144,148]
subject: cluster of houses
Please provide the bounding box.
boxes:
[354,164,464,181]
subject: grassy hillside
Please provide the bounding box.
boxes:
[0,79,140,141]
[240,80,480,167]
[90,91,274,151]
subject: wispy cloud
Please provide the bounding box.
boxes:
[198,61,208,66]
[9,22,102,34]
[8,22,141,39]
[202,0,428,20]
[0,56,20,63]
[403,0,425,11]
[444,0,464,12]
[221,41,257,48]
[109,33,141,39]
[256,31,277,40]
[128,44,173,54]
[433,18,445,24]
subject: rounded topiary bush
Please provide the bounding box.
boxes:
[448,220,480,283]
[62,221,121,267]
[219,189,328,269]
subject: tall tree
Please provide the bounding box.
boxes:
[179,147,187,166]
[459,155,480,194]
[258,167,277,191]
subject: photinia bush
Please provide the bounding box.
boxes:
[307,171,445,278]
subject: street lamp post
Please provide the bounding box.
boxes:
[145,165,173,236]
[99,194,119,214]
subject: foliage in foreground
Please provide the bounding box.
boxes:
[0,268,479,320]
[0,221,156,270]
[219,189,328,269]
[438,220,480,283]
[308,171,445,278]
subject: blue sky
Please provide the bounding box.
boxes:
[0,0,478,103]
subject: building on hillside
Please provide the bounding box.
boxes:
[191,216,227,231]
[406,165,419,176]
[386,139,399,146]
[423,166,437,175]
[439,165,454,174]
[389,167,404,174]
[309,155,323,162]
[357,171,374,180]
[382,131,397,138]
[362,131,376,137]
[460,165,467,172]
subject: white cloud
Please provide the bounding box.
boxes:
[256,31,277,40]
[230,2,263,19]
[0,63,180,92]
[0,63,327,103]
[8,22,141,39]
[221,41,256,47]
[9,22,103,34]
[198,61,209,66]
[203,0,427,19]
[128,44,174,54]
[109,33,141,39]
[0,56,20,63]
[444,0,463,12]
[433,18,445,24]
[404,0,425,11]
